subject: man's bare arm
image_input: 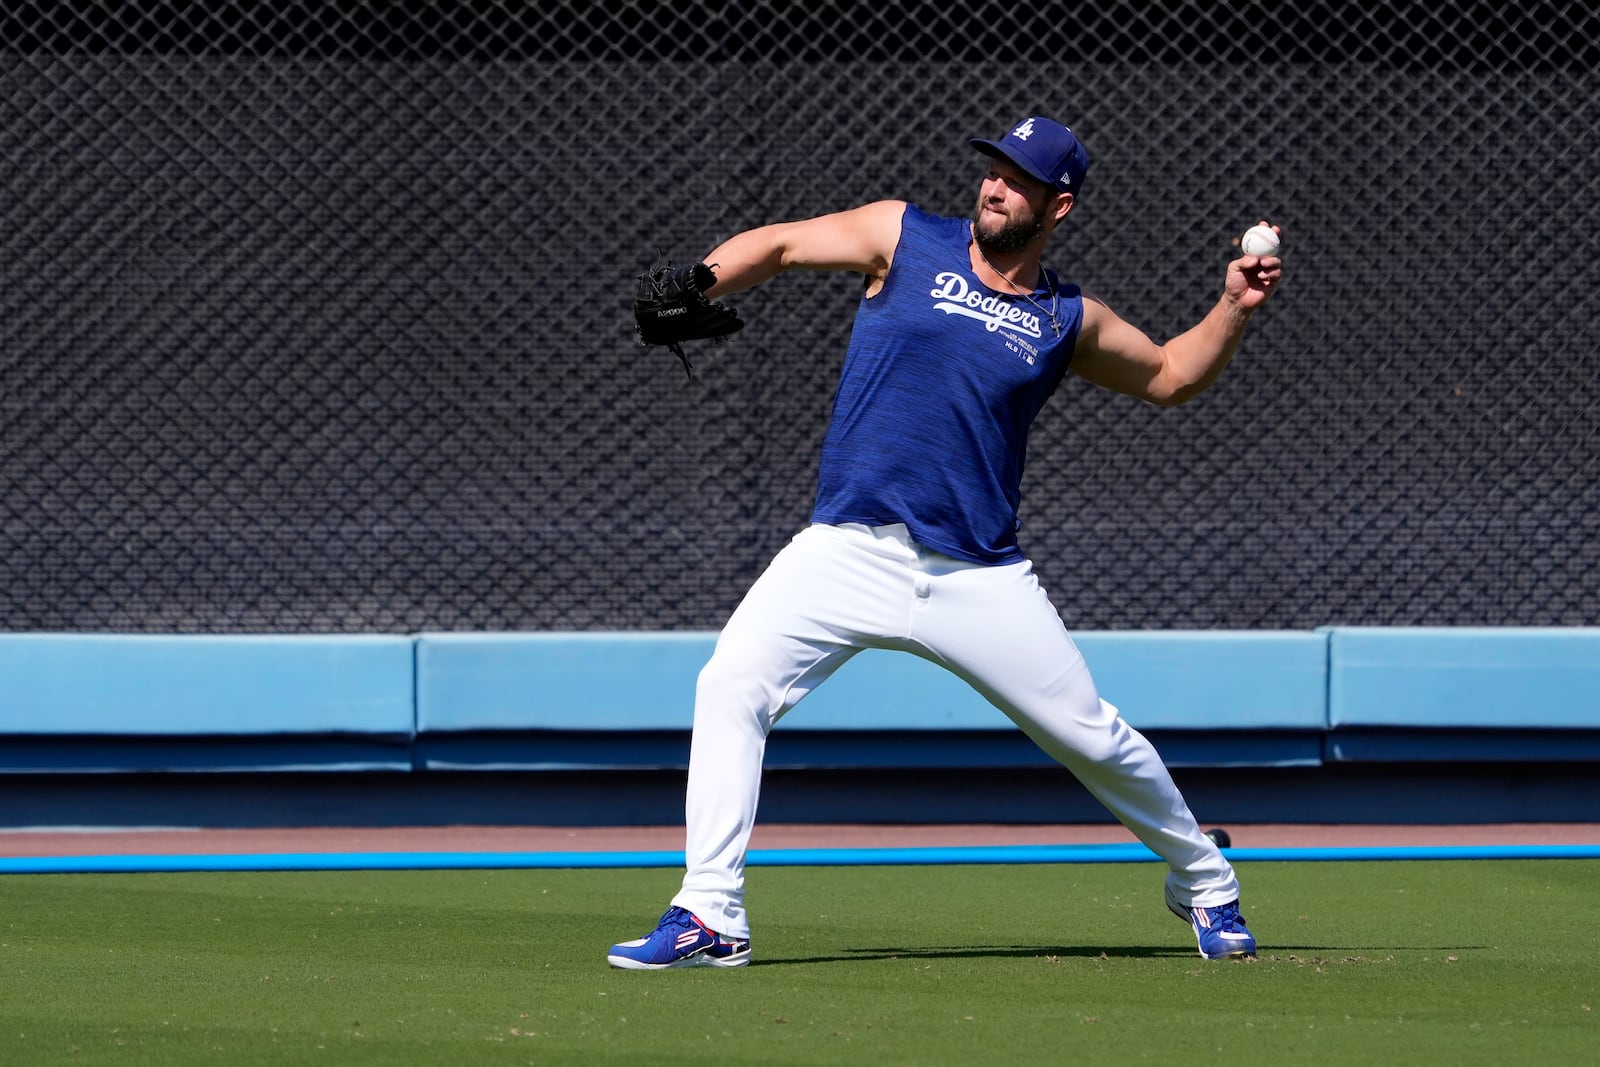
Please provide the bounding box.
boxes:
[701,200,907,297]
[1071,230,1283,406]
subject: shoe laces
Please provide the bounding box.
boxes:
[1205,901,1249,932]
[659,906,701,932]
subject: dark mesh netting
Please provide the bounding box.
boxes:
[2,1,1597,631]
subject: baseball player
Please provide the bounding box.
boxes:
[610,115,1283,969]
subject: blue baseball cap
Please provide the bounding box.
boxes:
[969,115,1090,195]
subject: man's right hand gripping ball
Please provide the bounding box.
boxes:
[634,258,744,379]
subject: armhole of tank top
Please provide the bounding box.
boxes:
[1056,289,1084,376]
[864,202,917,302]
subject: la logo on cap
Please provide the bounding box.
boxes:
[1012,118,1036,140]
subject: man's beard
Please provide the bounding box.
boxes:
[973,201,1045,256]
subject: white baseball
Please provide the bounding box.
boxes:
[1240,224,1280,258]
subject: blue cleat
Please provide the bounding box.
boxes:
[607,906,752,970]
[1165,881,1257,959]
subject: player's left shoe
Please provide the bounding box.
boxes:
[1164,881,1257,960]
[606,905,752,970]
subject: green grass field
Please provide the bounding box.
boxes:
[2,859,1595,1065]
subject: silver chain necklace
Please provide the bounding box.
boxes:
[974,241,1062,337]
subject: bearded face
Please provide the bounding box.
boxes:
[973,204,1044,254]
[972,177,1052,255]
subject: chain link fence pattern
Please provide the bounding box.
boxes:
[3,1,1597,632]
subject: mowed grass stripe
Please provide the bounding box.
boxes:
[0,860,1594,1065]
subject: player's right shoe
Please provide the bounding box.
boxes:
[606,905,752,970]
[1164,881,1257,960]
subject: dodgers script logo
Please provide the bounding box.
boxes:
[928,272,1043,339]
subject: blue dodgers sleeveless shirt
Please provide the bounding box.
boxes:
[811,204,1084,564]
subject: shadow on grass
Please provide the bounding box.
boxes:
[761,944,1194,964]
[759,943,1487,965]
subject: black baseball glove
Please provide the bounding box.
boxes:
[634,256,744,379]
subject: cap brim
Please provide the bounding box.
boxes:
[967,137,1054,188]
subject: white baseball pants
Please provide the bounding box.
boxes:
[671,522,1240,938]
